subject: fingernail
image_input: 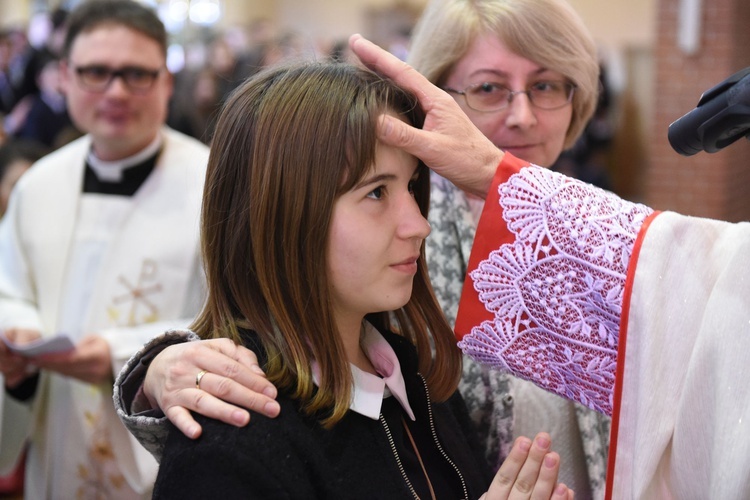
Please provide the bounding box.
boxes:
[536,435,550,450]
[232,410,249,426]
[264,401,280,417]
[262,386,277,398]
[544,454,558,468]
[379,115,393,138]
[188,425,200,439]
[518,437,531,452]
[251,364,265,375]
[555,484,568,495]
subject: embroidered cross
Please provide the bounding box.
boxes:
[109,259,162,325]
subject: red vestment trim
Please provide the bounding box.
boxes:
[604,210,662,499]
[454,153,530,340]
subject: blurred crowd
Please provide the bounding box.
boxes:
[0,9,77,148]
[166,17,320,144]
[0,7,363,229]
[0,4,615,231]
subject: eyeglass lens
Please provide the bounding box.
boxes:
[75,65,160,92]
[464,81,574,111]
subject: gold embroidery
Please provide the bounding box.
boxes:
[76,411,126,499]
[109,258,162,326]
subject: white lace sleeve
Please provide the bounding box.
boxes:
[457,166,653,415]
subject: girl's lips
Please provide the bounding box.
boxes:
[391,256,419,274]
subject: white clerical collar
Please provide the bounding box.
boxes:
[86,134,163,182]
[312,322,416,421]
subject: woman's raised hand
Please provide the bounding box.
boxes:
[348,34,503,199]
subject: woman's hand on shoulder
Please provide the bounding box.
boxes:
[481,432,574,500]
[143,338,281,439]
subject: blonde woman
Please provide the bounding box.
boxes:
[410,1,607,498]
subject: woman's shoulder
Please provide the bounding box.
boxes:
[162,393,309,467]
[155,398,319,497]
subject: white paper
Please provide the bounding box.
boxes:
[1,334,75,357]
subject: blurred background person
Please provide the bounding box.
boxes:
[168,34,255,143]
[0,1,209,497]
[167,28,308,144]
[2,8,69,139]
[0,31,17,118]
[0,138,49,218]
[0,133,49,500]
[12,51,79,148]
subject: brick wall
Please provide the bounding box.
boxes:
[646,0,750,221]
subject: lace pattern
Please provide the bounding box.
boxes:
[457,167,653,415]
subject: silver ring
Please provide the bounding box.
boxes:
[195,369,208,389]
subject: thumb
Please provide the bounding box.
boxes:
[377,113,426,156]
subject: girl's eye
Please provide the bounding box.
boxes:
[367,186,385,200]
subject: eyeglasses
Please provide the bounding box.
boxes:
[73,65,163,94]
[443,80,576,112]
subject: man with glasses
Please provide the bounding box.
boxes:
[0,1,208,497]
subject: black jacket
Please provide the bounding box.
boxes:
[153,329,492,499]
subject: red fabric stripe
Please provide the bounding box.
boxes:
[604,210,662,499]
[454,153,530,340]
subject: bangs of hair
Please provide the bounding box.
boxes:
[337,77,425,194]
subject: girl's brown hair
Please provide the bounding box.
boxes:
[191,61,461,427]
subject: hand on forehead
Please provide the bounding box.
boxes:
[348,34,502,199]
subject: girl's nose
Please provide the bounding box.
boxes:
[400,197,431,240]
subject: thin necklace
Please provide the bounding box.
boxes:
[401,416,437,500]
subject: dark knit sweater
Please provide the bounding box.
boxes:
[153,329,492,499]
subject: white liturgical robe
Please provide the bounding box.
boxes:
[456,153,750,499]
[0,128,208,498]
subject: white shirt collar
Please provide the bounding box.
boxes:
[312,322,416,421]
[86,133,163,182]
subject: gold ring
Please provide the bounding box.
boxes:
[195,369,208,389]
